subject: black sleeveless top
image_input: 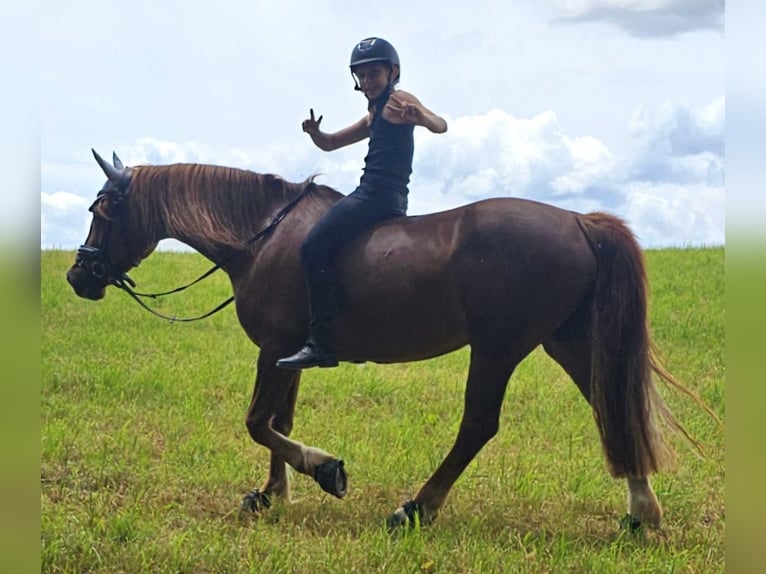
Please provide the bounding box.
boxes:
[354,87,414,211]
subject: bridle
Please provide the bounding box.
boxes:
[74,170,316,323]
[74,168,137,291]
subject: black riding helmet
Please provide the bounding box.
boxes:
[350,37,400,90]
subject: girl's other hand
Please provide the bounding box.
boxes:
[386,93,424,124]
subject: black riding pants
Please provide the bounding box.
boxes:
[300,189,405,286]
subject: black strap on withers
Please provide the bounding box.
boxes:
[115,182,315,322]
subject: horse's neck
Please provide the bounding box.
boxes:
[134,166,298,267]
[169,198,285,265]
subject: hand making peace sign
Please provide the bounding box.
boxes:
[385,93,426,125]
[302,108,324,134]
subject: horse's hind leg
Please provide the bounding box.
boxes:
[543,334,663,527]
[626,477,662,528]
[388,346,515,529]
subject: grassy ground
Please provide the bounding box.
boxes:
[41,247,724,573]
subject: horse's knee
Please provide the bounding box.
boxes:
[271,415,293,437]
[246,404,293,442]
[245,414,270,445]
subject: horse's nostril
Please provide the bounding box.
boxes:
[91,262,105,278]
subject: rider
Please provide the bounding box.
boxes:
[276,37,448,370]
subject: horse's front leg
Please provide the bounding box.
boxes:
[249,365,300,505]
[241,349,347,512]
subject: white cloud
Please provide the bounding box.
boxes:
[41,97,725,250]
[42,191,88,212]
[617,97,724,245]
[622,181,724,246]
[414,109,613,204]
[408,98,724,246]
[122,137,321,183]
[125,138,215,166]
[550,0,724,37]
[408,108,624,221]
[551,136,615,194]
[628,96,724,185]
[630,96,724,154]
[41,192,90,249]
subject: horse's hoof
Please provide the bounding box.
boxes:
[386,500,423,531]
[240,488,272,513]
[619,513,643,532]
[313,459,347,498]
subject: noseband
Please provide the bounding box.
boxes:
[74,244,136,288]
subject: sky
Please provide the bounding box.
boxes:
[38,0,725,251]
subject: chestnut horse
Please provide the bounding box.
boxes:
[67,150,700,530]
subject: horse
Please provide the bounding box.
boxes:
[66,149,703,531]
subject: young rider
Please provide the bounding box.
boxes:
[276,37,448,370]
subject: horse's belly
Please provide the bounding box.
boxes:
[335,267,468,363]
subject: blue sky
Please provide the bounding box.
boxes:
[39,0,725,250]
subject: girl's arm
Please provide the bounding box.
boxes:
[302,109,370,151]
[384,92,448,134]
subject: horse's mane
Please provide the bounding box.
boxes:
[127,163,313,251]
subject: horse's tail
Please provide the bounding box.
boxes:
[578,212,707,478]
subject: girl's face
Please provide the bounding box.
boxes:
[353,63,395,100]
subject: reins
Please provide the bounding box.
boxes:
[112,182,316,323]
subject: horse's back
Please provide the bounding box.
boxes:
[336,197,597,362]
[343,196,595,284]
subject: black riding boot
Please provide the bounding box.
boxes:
[276,281,339,369]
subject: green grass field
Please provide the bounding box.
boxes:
[41,247,724,573]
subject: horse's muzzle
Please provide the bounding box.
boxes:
[66,265,107,300]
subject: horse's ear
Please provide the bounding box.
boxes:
[112,151,124,170]
[92,148,122,182]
